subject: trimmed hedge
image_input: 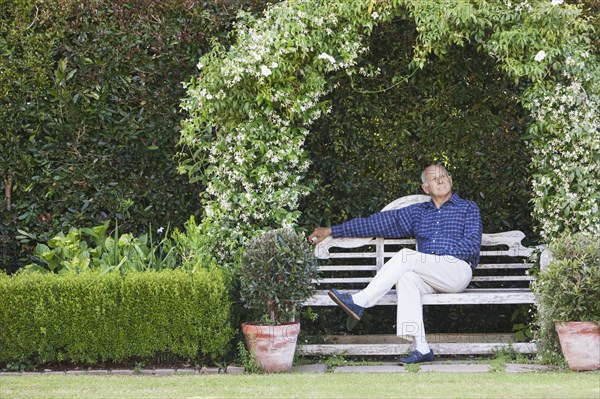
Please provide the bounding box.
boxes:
[0,268,233,366]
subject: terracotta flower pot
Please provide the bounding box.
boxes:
[241,322,300,373]
[555,321,600,371]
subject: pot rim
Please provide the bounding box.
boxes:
[242,321,300,327]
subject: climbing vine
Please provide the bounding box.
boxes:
[180,0,599,262]
[179,0,382,260]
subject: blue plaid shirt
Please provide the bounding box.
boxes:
[331,193,483,268]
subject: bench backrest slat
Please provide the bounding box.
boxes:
[476,263,533,270]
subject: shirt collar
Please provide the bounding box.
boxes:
[447,192,461,204]
[424,192,460,208]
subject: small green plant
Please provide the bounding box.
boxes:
[239,228,319,325]
[212,359,229,374]
[488,359,505,373]
[404,363,420,373]
[134,361,145,374]
[511,305,534,342]
[325,353,350,369]
[3,360,34,372]
[237,341,259,374]
[170,216,219,273]
[301,307,319,322]
[489,345,532,373]
[323,353,383,372]
[491,344,531,362]
[489,347,516,373]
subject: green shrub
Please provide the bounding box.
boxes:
[239,228,318,325]
[170,216,224,274]
[0,268,234,366]
[532,232,600,364]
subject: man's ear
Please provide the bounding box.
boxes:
[421,183,430,194]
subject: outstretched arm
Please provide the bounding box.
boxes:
[309,207,414,245]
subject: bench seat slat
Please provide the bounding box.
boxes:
[324,250,532,259]
[471,276,534,282]
[479,250,530,257]
[304,289,536,306]
[313,276,534,285]
[314,278,374,284]
[477,263,532,269]
[326,252,379,259]
[381,239,417,245]
[318,265,377,271]
[378,251,531,258]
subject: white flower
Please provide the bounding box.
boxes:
[551,0,564,5]
[157,227,164,234]
[260,65,272,77]
[534,50,546,62]
[371,12,379,20]
[271,62,278,69]
[318,52,336,64]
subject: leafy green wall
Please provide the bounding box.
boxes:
[0,0,275,272]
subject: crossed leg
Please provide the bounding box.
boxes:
[351,249,472,350]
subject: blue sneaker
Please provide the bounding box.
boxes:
[328,289,365,321]
[397,349,435,365]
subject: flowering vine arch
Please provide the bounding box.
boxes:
[180,0,599,262]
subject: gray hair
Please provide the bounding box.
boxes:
[421,164,449,184]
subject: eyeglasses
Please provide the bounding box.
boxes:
[425,174,451,185]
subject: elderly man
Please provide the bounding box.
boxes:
[308,164,482,364]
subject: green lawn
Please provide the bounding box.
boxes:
[1,372,599,399]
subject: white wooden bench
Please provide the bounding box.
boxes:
[299,195,538,356]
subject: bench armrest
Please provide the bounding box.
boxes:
[315,236,378,259]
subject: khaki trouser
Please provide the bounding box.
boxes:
[353,248,472,340]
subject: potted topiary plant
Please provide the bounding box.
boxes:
[239,227,319,373]
[533,232,600,371]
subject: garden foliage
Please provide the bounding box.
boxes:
[1,0,598,358]
[24,221,174,274]
[22,215,221,274]
[0,268,234,366]
[3,0,598,273]
[0,0,274,272]
[239,228,318,325]
[181,0,599,268]
[532,232,600,364]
